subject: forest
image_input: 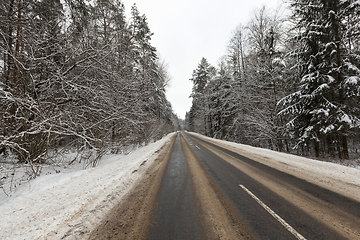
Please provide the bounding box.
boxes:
[0,0,178,167]
[1,0,359,169]
[185,0,360,160]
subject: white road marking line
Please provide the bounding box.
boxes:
[239,184,307,240]
[195,145,200,150]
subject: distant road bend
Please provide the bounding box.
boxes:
[89,132,360,240]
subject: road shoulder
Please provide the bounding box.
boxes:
[88,133,177,240]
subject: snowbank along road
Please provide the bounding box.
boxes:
[89,131,360,240]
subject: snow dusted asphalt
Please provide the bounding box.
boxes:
[0,133,175,240]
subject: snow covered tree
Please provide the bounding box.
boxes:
[187,7,290,150]
[0,0,177,165]
[233,6,289,150]
[207,62,238,139]
[0,0,68,163]
[279,0,360,159]
[188,58,215,135]
[228,25,246,81]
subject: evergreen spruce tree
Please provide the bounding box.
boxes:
[208,63,237,139]
[189,58,215,135]
[279,0,360,159]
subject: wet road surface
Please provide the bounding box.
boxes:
[182,133,360,239]
[148,134,206,240]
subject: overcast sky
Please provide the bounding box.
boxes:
[122,0,285,119]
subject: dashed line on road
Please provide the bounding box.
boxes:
[195,145,200,150]
[239,184,307,240]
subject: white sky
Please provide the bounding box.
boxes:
[122,0,284,119]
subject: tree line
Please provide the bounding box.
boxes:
[0,0,178,165]
[185,0,360,160]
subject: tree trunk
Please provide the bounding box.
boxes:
[341,135,349,159]
[240,34,246,78]
[330,1,349,160]
[5,0,15,89]
[314,141,320,158]
[277,136,283,152]
[327,135,335,157]
[14,0,23,95]
[285,139,289,153]
[336,135,342,159]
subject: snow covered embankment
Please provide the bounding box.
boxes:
[191,132,360,202]
[0,133,175,240]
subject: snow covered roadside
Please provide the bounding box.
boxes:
[190,132,360,202]
[0,132,175,240]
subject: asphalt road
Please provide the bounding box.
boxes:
[148,132,360,240]
[148,133,206,240]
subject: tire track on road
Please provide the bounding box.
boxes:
[183,132,347,240]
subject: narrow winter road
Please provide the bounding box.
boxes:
[89,132,360,240]
[148,133,205,240]
[183,133,360,239]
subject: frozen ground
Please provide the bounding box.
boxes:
[0,145,137,203]
[0,133,174,240]
[191,132,360,202]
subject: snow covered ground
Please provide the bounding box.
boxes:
[0,133,175,240]
[191,132,360,202]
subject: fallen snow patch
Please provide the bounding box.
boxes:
[0,132,175,240]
